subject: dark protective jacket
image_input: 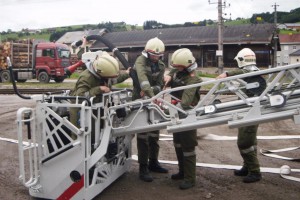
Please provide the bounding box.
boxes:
[169,68,202,184]
[168,68,202,110]
[132,55,165,100]
[226,65,262,174]
[70,69,129,101]
[71,48,129,101]
[69,69,129,127]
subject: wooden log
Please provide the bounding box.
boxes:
[13,39,32,44]
[13,63,31,68]
[12,53,31,57]
[13,49,32,53]
[0,42,11,51]
[0,43,11,56]
[0,51,10,58]
[0,58,8,69]
[12,43,31,48]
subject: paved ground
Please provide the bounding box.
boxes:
[0,94,300,200]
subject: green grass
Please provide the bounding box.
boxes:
[70,72,80,79]
[0,69,217,91]
[0,32,50,41]
[113,82,133,89]
[279,29,300,34]
[197,71,217,78]
[224,19,251,25]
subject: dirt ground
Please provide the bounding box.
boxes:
[0,94,300,200]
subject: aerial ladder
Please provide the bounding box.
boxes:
[12,36,300,199]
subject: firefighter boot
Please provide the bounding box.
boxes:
[171,147,184,180]
[148,159,168,173]
[241,151,262,183]
[139,164,153,182]
[243,173,262,183]
[179,155,196,190]
[234,165,248,176]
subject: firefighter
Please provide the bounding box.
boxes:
[216,48,262,183]
[132,37,168,182]
[164,48,202,189]
[69,37,130,137]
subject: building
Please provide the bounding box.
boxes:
[277,34,300,66]
[290,49,300,64]
[56,24,278,69]
[277,23,300,32]
[89,23,277,69]
[56,29,108,54]
[56,29,107,64]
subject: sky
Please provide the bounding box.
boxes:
[0,0,299,32]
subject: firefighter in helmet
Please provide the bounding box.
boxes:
[164,48,202,189]
[132,37,168,182]
[69,37,130,140]
[216,48,262,183]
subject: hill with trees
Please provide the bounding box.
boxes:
[0,7,299,42]
[250,7,300,24]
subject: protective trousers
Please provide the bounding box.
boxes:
[69,107,100,151]
[173,130,198,184]
[237,125,260,174]
[137,131,160,165]
[174,146,184,174]
[69,107,79,128]
[69,107,79,140]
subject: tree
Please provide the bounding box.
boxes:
[281,8,300,23]
[17,32,24,37]
[143,20,160,30]
[249,7,300,24]
[49,31,66,42]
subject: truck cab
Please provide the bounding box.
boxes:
[0,40,71,83]
[35,42,71,83]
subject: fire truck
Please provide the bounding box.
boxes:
[11,35,300,199]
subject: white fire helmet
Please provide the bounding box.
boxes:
[234,48,256,68]
[170,48,197,72]
[92,53,119,78]
[145,37,165,56]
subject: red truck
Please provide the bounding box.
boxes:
[0,39,71,83]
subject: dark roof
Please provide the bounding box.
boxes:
[56,29,107,44]
[290,49,300,56]
[90,24,275,50]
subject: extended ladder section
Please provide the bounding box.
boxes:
[15,63,300,200]
[108,63,300,136]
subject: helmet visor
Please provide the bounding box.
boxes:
[171,63,193,68]
[147,50,164,57]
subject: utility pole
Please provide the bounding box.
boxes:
[272,3,279,67]
[209,0,228,74]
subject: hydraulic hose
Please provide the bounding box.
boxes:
[7,57,31,99]
[74,35,141,94]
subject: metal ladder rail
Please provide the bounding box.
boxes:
[167,89,300,133]
[35,100,89,162]
[16,107,39,188]
[108,63,300,136]
[168,64,300,132]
